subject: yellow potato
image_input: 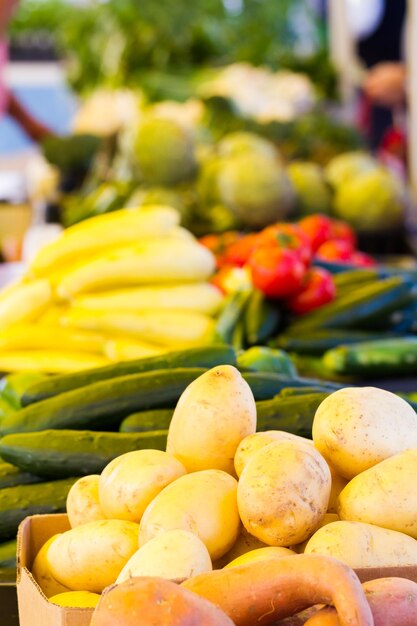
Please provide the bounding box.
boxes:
[292,513,339,553]
[49,591,100,608]
[116,529,212,583]
[338,448,417,539]
[304,520,417,568]
[166,365,256,474]
[213,527,267,569]
[238,440,331,546]
[313,387,417,479]
[139,469,239,560]
[224,546,296,568]
[47,520,139,593]
[327,464,348,514]
[32,534,71,598]
[234,431,314,477]
[67,475,106,528]
[99,449,186,522]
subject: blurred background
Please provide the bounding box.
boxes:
[0,0,413,266]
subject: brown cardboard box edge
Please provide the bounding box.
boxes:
[17,514,417,626]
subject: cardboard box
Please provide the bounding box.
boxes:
[17,514,94,626]
[17,514,417,626]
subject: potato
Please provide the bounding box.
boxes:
[238,440,331,546]
[47,519,140,592]
[139,469,240,560]
[338,448,417,539]
[304,520,417,568]
[234,431,314,477]
[49,591,101,608]
[166,365,256,474]
[99,449,186,522]
[32,534,71,598]
[67,475,106,528]
[293,513,339,553]
[327,464,348,514]
[213,527,267,569]
[224,546,296,568]
[116,529,212,583]
[312,387,417,479]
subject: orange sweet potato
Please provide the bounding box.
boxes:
[304,577,417,626]
[91,576,235,626]
[182,554,374,626]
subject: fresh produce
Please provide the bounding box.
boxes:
[224,546,296,568]
[139,469,240,560]
[248,245,306,299]
[0,279,52,327]
[324,151,378,188]
[305,577,417,626]
[333,168,404,232]
[338,449,417,538]
[286,267,336,314]
[49,591,101,608]
[47,519,140,592]
[237,440,331,545]
[116,529,212,583]
[256,392,329,435]
[287,161,332,216]
[119,409,174,433]
[304,521,417,568]
[1,368,207,435]
[0,351,111,374]
[99,450,186,522]
[134,114,197,185]
[323,337,417,377]
[327,465,348,515]
[166,365,256,474]
[234,430,313,477]
[182,554,374,626]
[0,461,42,488]
[91,576,235,626]
[22,345,235,403]
[32,534,71,597]
[0,478,76,541]
[66,475,105,528]
[312,387,417,479]
[0,539,17,568]
[237,346,296,376]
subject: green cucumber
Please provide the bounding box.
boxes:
[2,368,207,436]
[214,290,252,345]
[333,269,379,290]
[0,478,75,541]
[257,392,328,437]
[0,372,48,409]
[238,347,297,377]
[274,329,395,355]
[0,430,168,478]
[244,289,281,346]
[279,386,330,397]
[287,277,413,332]
[0,462,42,489]
[120,409,174,433]
[323,337,417,377]
[0,539,16,568]
[22,345,236,405]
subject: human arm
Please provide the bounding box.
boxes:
[7,93,53,142]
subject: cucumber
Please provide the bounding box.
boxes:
[238,347,297,377]
[22,345,236,405]
[2,368,207,436]
[333,269,379,290]
[0,429,168,478]
[0,461,42,489]
[274,329,395,355]
[120,409,174,433]
[323,337,417,377]
[214,290,252,345]
[290,353,354,383]
[257,392,328,437]
[244,290,280,346]
[0,478,75,541]
[0,539,16,568]
[288,276,413,332]
[0,372,48,409]
[279,386,330,397]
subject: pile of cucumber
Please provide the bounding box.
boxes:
[0,344,341,566]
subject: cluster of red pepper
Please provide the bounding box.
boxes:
[200,214,376,315]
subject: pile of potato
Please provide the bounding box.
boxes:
[32,366,417,610]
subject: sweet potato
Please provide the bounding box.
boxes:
[91,576,235,626]
[304,577,417,626]
[182,554,374,626]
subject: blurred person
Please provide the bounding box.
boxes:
[0,0,52,142]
